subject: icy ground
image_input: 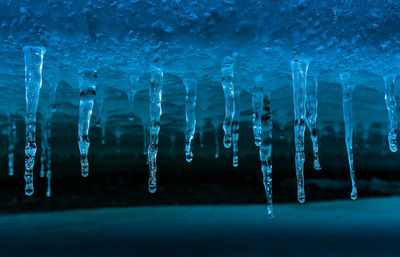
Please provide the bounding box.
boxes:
[0,197,399,257]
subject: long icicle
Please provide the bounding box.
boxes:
[383,74,398,152]
[148,55,163,193]
[183,78,198,162]
[305,75,322,170]
[290,59,309,203]
[259,91,273,218]
[340,72,357,200]
[232,89,241,167]
[7,114,16,176]
[23,46,46,196]
[221,55,235,148]
[78,69,97,177]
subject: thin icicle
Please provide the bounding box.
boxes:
[148,55,163,193]
[39,121,48,178]
[212,120,220,159]
[305,75,322,170]
[259,92,273,218]
[232,89,241,167]
[183,78,198,162]
[340,72,357,200]
[7,114,16,176]
[252,75,264,146]
[23,46,46,196]
[290,59,309,203]
[45,124,52,197]
[128,75,140,121]
[383,74,398,152]
[78,69,97,177]
[221,55,235,148]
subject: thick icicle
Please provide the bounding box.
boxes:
[259,92,273,218]
[290,59,309,203]
[252,75,264,146]
[148,55,163,193]
[183,78,198,162]
[127,75,140,121]
[383,74,398,152]
[232,89,241,167]
[78,69,97,177]
[23,46,46,196]
[340,72,357,200]
[221,55,235,148]
[305,75,322,170]
[7,114,16,176]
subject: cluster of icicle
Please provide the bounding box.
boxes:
[15,47,399,218]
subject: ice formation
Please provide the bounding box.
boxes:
[3,0,400,217]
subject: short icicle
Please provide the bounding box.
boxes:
[232,89,241,167]
[183,78,198,162]
[259,91,273,218]
[221,55,236,148]
[383,74,398,152]
[340,72,357,200]
[148,55,163,193]
[305,75,322,170]
[23,46,46,196]
[78,69,98,177]
[7,114,16,176]
[290,59,309,203]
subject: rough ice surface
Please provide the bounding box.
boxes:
[1,0,400,216]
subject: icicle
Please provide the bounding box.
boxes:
[39,122,48,178]
[212,120,220,159]
[78,69,97,177]
[340,72,357,200]
[221,55,235,148]
[290,59,309,203]
[252,75,264,146]
[383,74,398,152]
[232,89,241,167]
[45,124,52,197]
[259,91,273,218]
[7,114,16,176]
[128,75,140,121]
[142,121,149,156]
[148,55,163,193]
[183,78,198,162]
[305,75,322,170]
[23,46,46,196]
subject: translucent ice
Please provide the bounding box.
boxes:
[340,72,358,200]
[78,69,98,178]
[148,55,163,193]
[23,46,46,196]
[7,114,16,176]
[183,78,198,162]
[221,55,236,148]
[383,74,397,152]
[290,59,309,203]
[232,89,241,167]
[252,75,264,147]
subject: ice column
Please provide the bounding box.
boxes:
[290,59,309,203]
[252,75,264,146]
[78,69,97,177]
[183,78,198,162]
[7,114,16,176]
[23,46,46,196]
[259,92,273,218]
[128,75,140,121]
[221,55,235,148]
[148,55,163,193]
[232,89,241,167]
[383,74,398,152]
[340,72,357,200]
[305,76,322,170]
